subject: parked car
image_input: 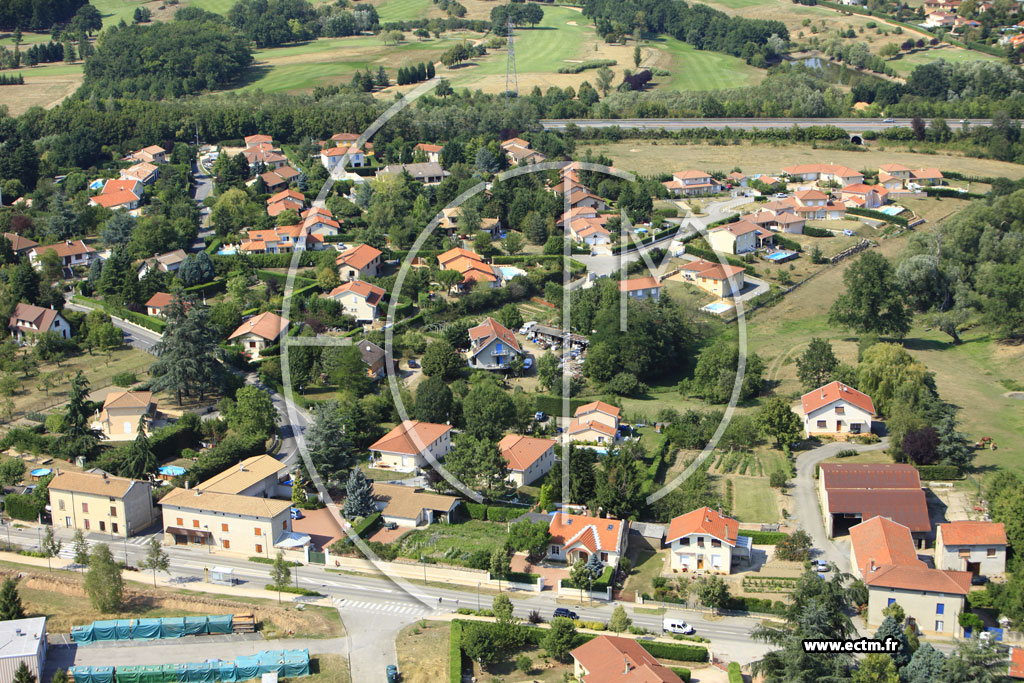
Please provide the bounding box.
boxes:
[813,560,830,572]
[385,522,399,530]
[971,574,989,586]
[386,664,400,682]
[883,117,895,123]
[535,411,546,422]
[523,357,533,370]
[553,608,579,620]
[407,359,419,368]
[663,618,695,635]
[290,508,304,520]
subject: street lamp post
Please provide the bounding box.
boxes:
[421,555,427,585]
[204,526,211,554]
[477,582,481,612]
[264,531,269,558]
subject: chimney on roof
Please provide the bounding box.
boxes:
[239,462,246,472]
[870,559,877,572]
[102,472,108,480]
[821,389,826,399]
[624,658,631,674]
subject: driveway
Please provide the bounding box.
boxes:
[790,439,890,573]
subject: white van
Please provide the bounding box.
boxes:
[663,618,695,635]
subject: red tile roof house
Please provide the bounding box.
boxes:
[618,276,661,301]
[336,243,383,281]
[571,634,685,683]
[498,434,556,486]
[663,170,722,197]
[4,232,38,254]
[369,420,452,471]
[818,463,930,540]
[8,303,71,344]
[568,401,621,445]
[414,142,444,163]
[145,292,175,318]
[227,312,289,360]
[839,183,889,209]
[89,189,141,212]
[799,381,876,438]
[781,163,864,187]
[935,521,1007,579]
[665,506,749,574]
[547,511,629,565]
[127,144,167,164]
[467,317,523,370]
[1011,647,1024,680]
[851,515,972,636]
[121,161,159,185]
[28,240,97,272]
[325,280,386,324]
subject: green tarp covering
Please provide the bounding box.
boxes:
[70,666,115,683]
[160,617,185,639]
[71,616,235,643]
[115,620,133,640]
[93,620,119,642]
[78,649,309,683]
[133,618,161,640]
[206,615,233,635]
[72,624,94,643]
[184,617,208,636]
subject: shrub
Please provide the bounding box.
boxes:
[638,641,709,662]
[836,449,858,458]
[516,654,533,673]
[449,620,463,683]
[728,661,743,683]
[264,584,322,596]
[112,372,138,387]
[739,530,789,545]
[671,667,692,682]
[556,58,618,73]
[251,556,301,567]
[915,464,961,480]
[803,226,832,237]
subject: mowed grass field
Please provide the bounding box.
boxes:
[649,37,764,91]
[585,141,1024,180]
[885,44,1004,75]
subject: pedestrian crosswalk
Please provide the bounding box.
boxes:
[334,598,433,616]
[57,535,152,560]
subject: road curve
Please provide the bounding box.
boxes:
[541,117,992,132]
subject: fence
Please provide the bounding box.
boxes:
[557,580,613,601]
[830,239,872,264]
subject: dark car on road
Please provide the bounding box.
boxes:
[553,608,578,620]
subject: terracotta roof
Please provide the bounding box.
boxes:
[938,521,1007,546]
[415,143,444,153]
[267,189,304,205]
[245,134,273,145]
[827,488,931,532]
[372,483,459,520]
[31,240,95,258]
[498,434,555,472]
[438,247,483,269]
[469,317,521,355]
[9,303,62,334]
[327,280,385,305]
[782,163,862,178]
[301,206,334,219]
[370,420,451,456]
[228,311,289,342]
[48,470,142,498]
[549,512,627,556]
[575,401,621,419]
[161,487,291,518]
[4,233,38,251]
[864,564,971,595]
[460,262,499,284]
[1010,648,1024,679]
[673,170,712,180]
[146,292,174,309]
[911,168,943,180]
[576,223,611,238]
[90,190,138,208]
[665,507,739,546]
[122,162,159,181]
[330,133,360,142]
[571,635,684,683]
[141,145,165,155]
[103,390,153,410]
[336,243,383,270]
[794,189,828,201]
[801,381,875,415]
[196,455,286,495]
[618,276,661,292]
[501,137,530,149]
[568,419,617,437]
[850,516,924,577]
[879,163,911,172]
[712,219,760,237]
[820,462,920,489]
[728,171,747,180]
[102,179,141,197]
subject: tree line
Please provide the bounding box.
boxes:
[396,61,435,86]
[0,0,86,30]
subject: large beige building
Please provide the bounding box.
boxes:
[935,521,1007,579]
[160,487,292,554]
[369,420,452,470]
[498,434,556,487]
[195,454,288,498]
[49,470,156,537]
[665,507,748,574]
[568,401,620,445]
[92,390,156,441]
[325,280,386,324]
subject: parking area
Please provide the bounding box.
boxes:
[291,507,346,551]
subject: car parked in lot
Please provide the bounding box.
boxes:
[553,608,578,620]
[290,508,304,520]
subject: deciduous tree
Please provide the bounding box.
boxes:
[84,543,124,613]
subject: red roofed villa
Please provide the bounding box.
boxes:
[547,511,628,565]
[369,420,453,471]
[571,634,685,683]
[799,381,875,438]
[498,434,556,486]
[665,506,747,573]
[618,276,661,301]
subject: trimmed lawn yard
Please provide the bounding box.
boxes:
[374,0,436,22]
[652,37,764,92]
[1,60,84,116]
[625,547,669,594]
[470,642,573,681]
[307,654,352,683]
[396,620,450,683]
[729,476,780,523]
[886,45,1002,76]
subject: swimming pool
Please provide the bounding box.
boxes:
[703,301,734,315]
[89,179,105,191]
[764,249,797,262]
[217,247,238,256]
[500,267,525,280]
[876,206,905,216]
[158,465,186,477]
[30,468,51,478]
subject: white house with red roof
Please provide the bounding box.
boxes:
[369,420,452,470]
[781,163,864,186]
[414,143,444,163]
[663,170,721,197]
[336,243,383,281]
[571,635,684,683]
[708,219,763,255]
[325,280,386,324]
[935,521,1007,578]
[227,312,289,360]
[8,303,71,344]
[28,240,97,272]
[618,276,661,301]
[498,434,556,487]
[799,381,875,438]
[568,401,621,444]
[547,511,629,564]
[678,258,746,298]
[839,183,889,209]
[467,317,522,370]
[665,506,747,574]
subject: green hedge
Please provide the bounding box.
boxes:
[915,464,962,480]
[185,279,227,297]
[802,226,832,238]
[264,584,322,596]
[773,235,802,252]
[449,621,463,683]
[250,556,302,567]
[464,503,523,522]
[204,238,222,254]
[506,571,540,584]
[682,245,750,271]
[638,641,709,663]
[4,493,45,521]
[846,206,909,226]
[728,661,743,683]
[706,213,741,229]
[671,667,692,682]
[738,530,789,545]
[556,58,617,74]
[724,596,787,615]
[923,187,986,200]
[353,512,383,539]
[564,565,614,592]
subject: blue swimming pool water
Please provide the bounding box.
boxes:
[500,267,524,280]
[30,468,51,477]
[703,302,733,314]
[217,247,238,255]
[764,250,796,262]
[876,206,905,216]
[158,465,186,476]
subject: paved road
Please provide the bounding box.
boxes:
[541,117,994,132]
[790,438,891,573]
[64,302,161,352]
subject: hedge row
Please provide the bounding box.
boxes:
[354,512,383,538]
[3,492,45,521]
[464,503,524,522]
[204,238,222,254]
[923,187,985,200]
[802,226,832,238]
[506,571,540,584]
[706,213,741,230]
[724,596,787,615]
[671,668,692,683]
[740,530,789,545]
[184,279,227,297]
[564,565,614,592]
[914,464,962,480]
[682,245,750,271]
[638,640,709,663]
[264,584,322,597]
[773,235,803,253]
[728,662,743,683]
[556,58,617,74]
[212,252,319,269]
[449,621,463,683]
[846,206,909,226]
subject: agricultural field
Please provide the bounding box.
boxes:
[0,61,83,115]
[585,141,1024,180]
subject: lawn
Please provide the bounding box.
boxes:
[585,141,1024,181]
[91,0,238,27]
[374,0,436,23]
[885,44,1003,76]
[395,520,509,563]
[1,60,84,116]
[729,476,780,523]
[652,37,764,92]
[624,547,669,594]
[306,654,352,683]
[395,620,450,683]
